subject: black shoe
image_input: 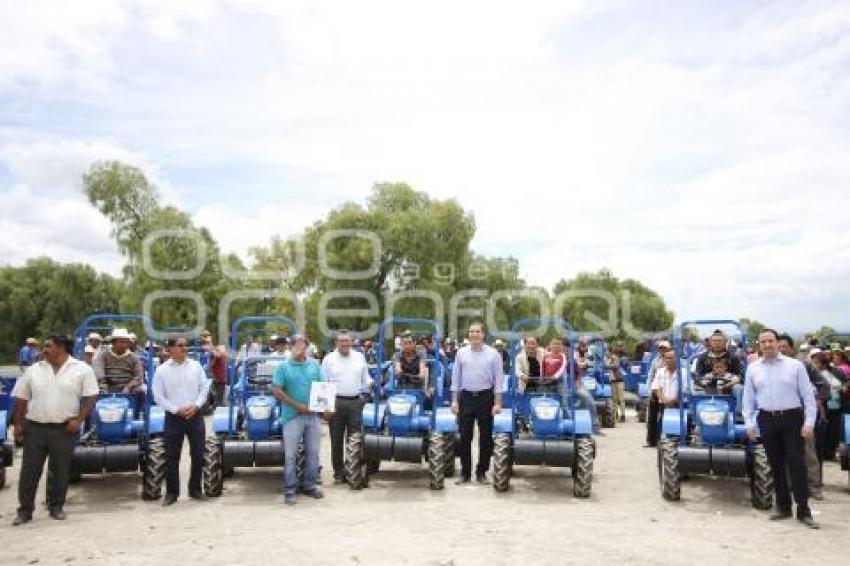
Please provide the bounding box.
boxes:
[333,476,347,485]
[189,491,208,501]
[769,510,792,521]
[48,508,67,521]
[798,515,820,529]
[455,476,471,485]
[643,443,656,448]
[12,513,32,526]
[162,494,178,507]
[475,474,490,485]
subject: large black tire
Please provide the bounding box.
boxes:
[427,432,447,490]
[601,399,616,428]
[203,436,224,497]
[573,437,594,498]
[296,440,306,487]
[492,433,512,492]
[637,399,647,423]
[659,438,681,501]
[345,431,368,490]
[366,460,380,474]
[443,433,455,477]
[142,437,166,500]
[0,465,5,489]
[750,444,774,510]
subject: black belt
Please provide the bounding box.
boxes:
[461,389,493,397]
[336,395,362,400]
[25,420,66,428]
[759,407,802,417]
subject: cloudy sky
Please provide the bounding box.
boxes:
[1,0,849,332]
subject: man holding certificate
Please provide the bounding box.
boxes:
[271,334,327,505]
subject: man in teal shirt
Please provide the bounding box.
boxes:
[272,334,325,504]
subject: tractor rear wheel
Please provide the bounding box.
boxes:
[296,440,306,487]
[427,432,447,490]
[601,399,616,428]
[443,433,455,477]
[637,399,647,423]
[573,437,594,498]
[659,438,681,501]
[142,437,166,500]
[750,444,774,510]
[366,460,380,474]
[203,436,224,497]
[345,431,368,490]
[492,433,512,492]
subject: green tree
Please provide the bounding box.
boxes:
[739,317,767,346]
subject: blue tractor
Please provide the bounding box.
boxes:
[582,335,616,428]
[69,314,168,500]
[204,316,299,496]
[820,332,850,488]
[491,319,595,496]
[624,356,651,423]
[0,374,17,488]
[658,320,773,509]
[346,318,456,490]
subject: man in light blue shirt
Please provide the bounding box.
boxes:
[272,334,325,505]
[451,322,504,484]
[743,329,818,528]
[152,336,211,506]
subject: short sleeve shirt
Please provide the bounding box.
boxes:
[273,358,324,424]
[13,358,99,423]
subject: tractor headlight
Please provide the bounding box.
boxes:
[248,404,273,420]
[583,377,597,391]
[699,410,726,427]
[98,407,125,424]
[533,404,559,420]
[388,399,413,416]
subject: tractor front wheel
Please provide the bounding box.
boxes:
[601,399,616,428]
[203,436,224,497]
[427,432,447,490]
[573,437,594,498]
[492,433,512,492]
[345,432,368,490]
[659,437,681,501]
[750,444,774,510]
[142,437,166,500]
[443,433,455,477]
[637,399,647,423]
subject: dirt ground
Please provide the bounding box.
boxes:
[1,408,848,566]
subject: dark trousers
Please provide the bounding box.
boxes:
[646,392,660,446]
[330,396,364,478]
[823,408,842,460]
[211,381,226,407]
[758,409,809,517]
[458,389,494,478]
[164,412,205,496]
[18,420,75,516]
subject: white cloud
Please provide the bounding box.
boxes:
[1,0,849,331]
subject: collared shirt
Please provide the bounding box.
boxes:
[12,358,99,424]
[650,366,685,401]
[273,357,324,424]
[93,350,144,391]
[18,345,40,367]
[152,358,210,415]
[742,353,817,429]
[451,344,504,393]
[322,349,370,397]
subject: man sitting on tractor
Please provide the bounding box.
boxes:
[695,330,742,378]
[694,357,741,395]
[93,328,144,395]
[515,335,544,394]
[393,333,430,396]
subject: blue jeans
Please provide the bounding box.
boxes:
[282,414,321,496]
[732,384,744,418]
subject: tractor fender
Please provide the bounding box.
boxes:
[148,406,166,435]
[433,407,457,433]
[212,406,232,434]
[572,408,593,436]
[362,402,386,431]
[492,408,514,434]
[661,407,685,438]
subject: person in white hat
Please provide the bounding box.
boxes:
[93,329,144,399]
[87,332,106,365]
[83,345,96,366]
[645,340,672,447]
[19,338,40,372]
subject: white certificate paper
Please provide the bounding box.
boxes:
[308,381,337,412]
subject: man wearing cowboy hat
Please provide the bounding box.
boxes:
[19,338,40,372]
[93,328,144,396]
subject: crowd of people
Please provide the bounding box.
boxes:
[5,324,849,528]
